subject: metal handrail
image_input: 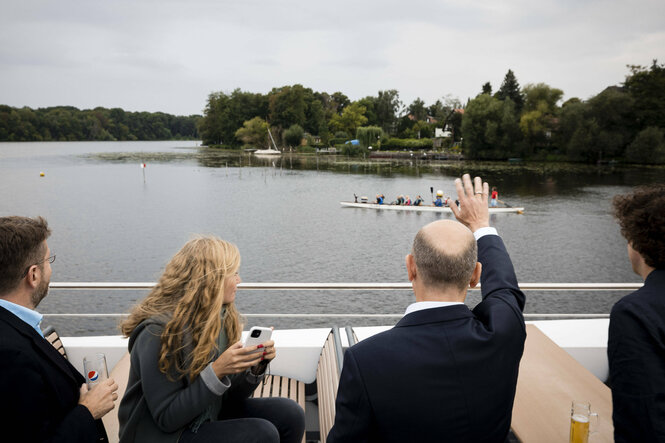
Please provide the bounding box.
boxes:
[40,313,610,319]
[48,282,642,291]
[43,281,636,320]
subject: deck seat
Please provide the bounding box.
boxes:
[251,374,306,443]
[511,324,614,442]
[315,329,342,443]
[50,329,342,443]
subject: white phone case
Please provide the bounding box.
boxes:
[243,326,272,351]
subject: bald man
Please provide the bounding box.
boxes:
[328,175,526,443]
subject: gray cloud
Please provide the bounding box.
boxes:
[1,0,663,115]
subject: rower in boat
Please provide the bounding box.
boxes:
[376,194,384,204]
[413,195,423,206]
[434,190,445,207]
[404,195,411,205]
[491,186,499,207]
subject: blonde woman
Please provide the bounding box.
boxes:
[118,236,305,443]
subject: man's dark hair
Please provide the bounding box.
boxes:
[613,185,665,269]
[412,229,477,291]
[0,216,51,295]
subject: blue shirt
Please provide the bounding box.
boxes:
[0,299,44,337]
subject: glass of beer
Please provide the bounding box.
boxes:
[570,401,599,443]
[83,353,108,389]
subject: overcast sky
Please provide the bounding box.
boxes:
[1,0,664,116]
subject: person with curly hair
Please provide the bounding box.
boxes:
[609,185,665,443]
[117,236,304,443]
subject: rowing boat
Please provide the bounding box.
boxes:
[340,201,525,214]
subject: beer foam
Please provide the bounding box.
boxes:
[572,414,589,423]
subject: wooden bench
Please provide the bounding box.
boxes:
[314,330,342,443]
[511,324,614,442]
[251,374,306,443]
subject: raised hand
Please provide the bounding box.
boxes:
[450,174,490,233]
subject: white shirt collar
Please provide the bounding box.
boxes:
[404,301,464,316]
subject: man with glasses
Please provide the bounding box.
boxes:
[0,216,118,442]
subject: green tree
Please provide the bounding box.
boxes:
[556,99,586,157]
[357,96,378,126]
[625,126,665,164]
[283,124,304,148]
[519,83,564,154]
[495,69,524,112]
[356,126,383,148]
[587,87,635,159]
[269,85,306,130]
[522,83,563,113]
[235,117,269,148]
[624,60,665,130]
[199,89,268,145]
[462,94,521,159]
[481,82,492,95]
[408,98,427,121]
[375,89,402,134]
[329,102,368,138]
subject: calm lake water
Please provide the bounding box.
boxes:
[2,141,664,335]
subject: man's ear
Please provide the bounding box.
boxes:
[25,265,40,289]
[406,254,417,282]
[469,262,482,288]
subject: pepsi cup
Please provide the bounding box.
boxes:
[83,353,108,389]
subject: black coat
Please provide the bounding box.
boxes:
[0,306,107,443]
[327,234,526,443]
[609,269,665,443]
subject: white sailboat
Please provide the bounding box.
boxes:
[254,128,282,155]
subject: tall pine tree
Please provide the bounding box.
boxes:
[495,69,524,112]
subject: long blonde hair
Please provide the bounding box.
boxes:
[121,236,242,380]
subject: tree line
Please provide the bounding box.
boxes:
[463,62,665,163]
[0,105,201,141]
[199,61,665,164]
[3,60,663,164]
[198,86,463,153]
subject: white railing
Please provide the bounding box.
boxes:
[43,282,641,320]
[48,282,642,291]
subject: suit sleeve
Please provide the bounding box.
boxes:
[474,235,526,328]
[608,302,665,442]
[0,345,99,443]
[327,349,373,443]
[131,324,229,433]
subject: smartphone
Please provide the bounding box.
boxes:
[243,326,272,352]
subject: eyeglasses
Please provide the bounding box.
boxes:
[21,254,56,278]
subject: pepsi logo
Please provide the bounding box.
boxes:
[87,370,99,382]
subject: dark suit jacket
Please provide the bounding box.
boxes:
[327,234,526,443]
[608,269,665,443]
[0,306,107,443]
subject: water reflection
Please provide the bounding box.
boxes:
[86,148,665,196]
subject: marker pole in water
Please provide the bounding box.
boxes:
[140,163,146,183]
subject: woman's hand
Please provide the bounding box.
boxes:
[250,339,276,375]
[212,341,264,379]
